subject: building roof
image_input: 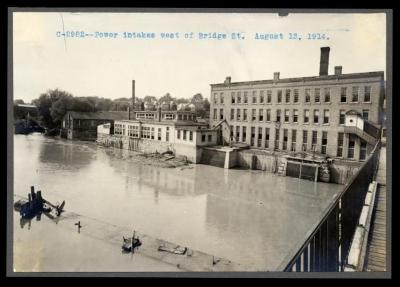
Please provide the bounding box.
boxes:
[210,71,384,88]
[65,111,129,120]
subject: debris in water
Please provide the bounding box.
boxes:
[157,244,187,255]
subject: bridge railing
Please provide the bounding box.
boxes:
[277,142,380,272]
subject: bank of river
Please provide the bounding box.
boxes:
[13,134,343,271]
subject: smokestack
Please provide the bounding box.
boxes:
[132,80,135,109]
[132,80,136,119]
[127,106,131,120]
[319,47,330,76]
[334,66,342,76]
[158,107,162,122]
[274,72,280,81]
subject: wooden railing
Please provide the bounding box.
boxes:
[277,142,380,272]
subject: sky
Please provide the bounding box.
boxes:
[13,12,386,103]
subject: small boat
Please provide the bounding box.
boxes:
[122,232,142,252]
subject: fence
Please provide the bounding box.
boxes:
[277,142,380,272]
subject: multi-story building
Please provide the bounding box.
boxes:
[210,47,384,161]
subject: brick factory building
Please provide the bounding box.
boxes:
[209,47,384,162]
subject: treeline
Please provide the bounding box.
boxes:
[14,89,210,130]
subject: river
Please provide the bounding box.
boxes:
[13,134,343,272]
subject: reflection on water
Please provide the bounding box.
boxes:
[13,134,343,270]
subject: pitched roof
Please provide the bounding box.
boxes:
[65,111,130,120]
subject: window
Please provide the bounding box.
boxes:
[231,92,236,104]
[259,91,264,104]
[285,89,291,103]
[202,134,206,142]
[151,127,155,140]
[265,128,270,148]
[302,130,308,151]
[324,88,330,102]
[305,89,311,103]
[208,134,212,142]
[360,140,367,160]
[348,136,355,159]
[158,128,162,140]
[230,125,234,139]
[293,110,298,123]
[267,90,272,103]
[341,87,347,103]
[114,124,124,135]
[339,110,346,125]
[237,109,241,121]
[277,90,282,103]
[142,127,151,139]
[312,130,318,151]
[177,130,181,139]
[252,109,256,121]
[220,109,224,120]
[276,109,281,122]
[259,109,264,121]
[242,126,247,142]
[220,93,224,104]
[236,126,240,142]
[275,129,280,150]
[352,87,359,102]
[257,127,262,147]
[237,92,242,104]
[166,127,170,142]
[291,130,297,151]
[362,110,369,120]
[243,109,248,121]
[284,109,290,123]
[304,110,309,123]
[244,92,248,104]
[283,129,288,150]
[314,110,319,124]
[266,109,271,122]
[315,88,320,103]
[189,131,193,141]
[364,86,371,102]
[323,110,330,124]
[128,125,139,138]
[231,109,235,120]
[321,131,328,154]
[213,93,218,104]
[252,91,257,104]
[251,126,255,146]
[337,132,344,157]
[294,89,299,103]
[213,109,217,120]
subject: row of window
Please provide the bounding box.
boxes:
[213,108,369,124]
[115,124,169,142]
[135,112,195,121]
[228,127,367,160]
[177,129,194,141]
[212,86,372,105]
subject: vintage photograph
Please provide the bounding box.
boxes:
[9,10,390,276]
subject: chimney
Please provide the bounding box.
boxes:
[334,66,342,76]
[274,72,280,81]
[132,80,136,119]
[319,47,330,76]
[127,106,131,120]
[224,76,231,85]
[158,107,162,122]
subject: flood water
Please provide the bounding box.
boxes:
[13,134,343,271]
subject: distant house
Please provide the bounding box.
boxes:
[61,111,130,141]
[15,104,39,119]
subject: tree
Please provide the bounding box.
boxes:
[158,93,174,104]
[143,95,157,103]
[191,93,203,104]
